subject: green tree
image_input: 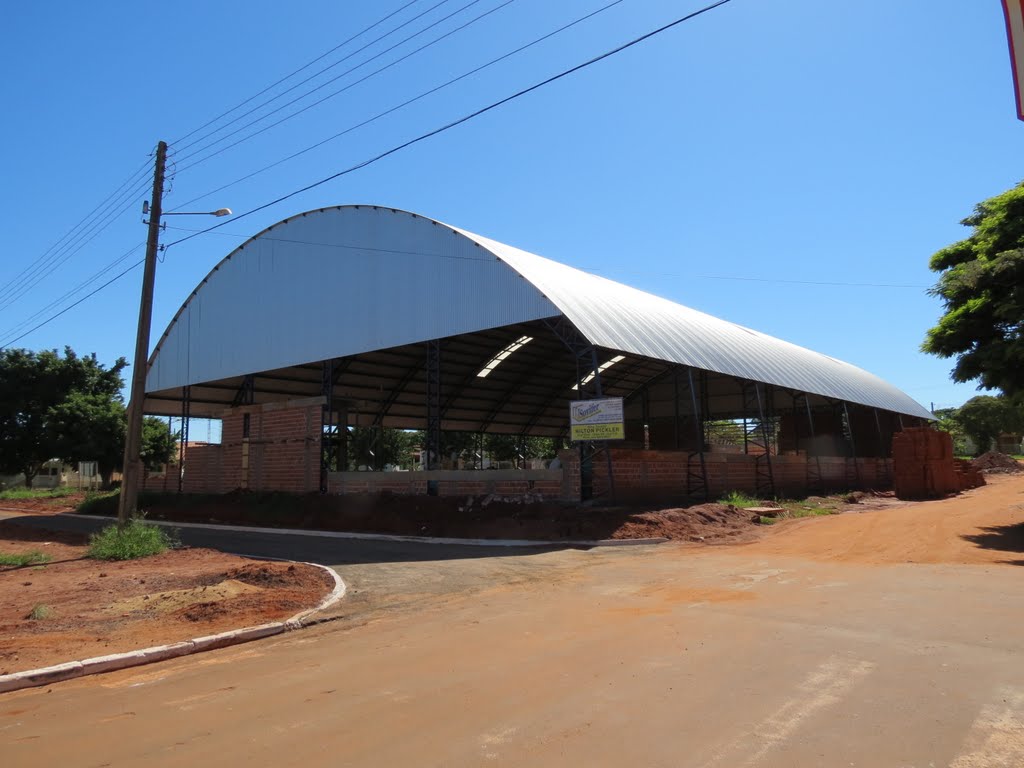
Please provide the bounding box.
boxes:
[932,406,969,456]
[956,395,1024,455]
[141,416,178,473]
[483,434,558,465]
[922,182,1024,396]
[0,348,127,488]
[48,392,125,488]
[347,426,416,470]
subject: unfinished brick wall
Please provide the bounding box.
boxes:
[327,472,564,499]
[142,442,223,494]
[223,398,323,493]
[584,447,893,503]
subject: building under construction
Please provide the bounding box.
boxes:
[142,205,933,503]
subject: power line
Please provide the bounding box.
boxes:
[173,0,499,171]
[0,258,144,350]
[166,0,736,250]
[6,0,734,347]
[0,173,151,313]
[170,0,426,147]
[172,0,464,159]
[170,0,627,211]
[0,156,151,308]
[0,242,146,342]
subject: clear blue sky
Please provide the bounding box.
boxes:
[1,0,1019,414]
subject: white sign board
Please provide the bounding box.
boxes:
[78,461,98,478]
[569,397,625,441]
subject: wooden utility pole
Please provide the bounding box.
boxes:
[118,140,167,526]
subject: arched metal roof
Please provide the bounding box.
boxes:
[145,205,932,421]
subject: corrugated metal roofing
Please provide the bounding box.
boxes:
[146,205,932,420]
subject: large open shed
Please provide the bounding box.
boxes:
[143,205,932,503]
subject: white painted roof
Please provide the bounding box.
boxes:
[147,205,931,420]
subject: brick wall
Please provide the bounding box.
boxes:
[327,469,564,499]
[142,442,222,494]
[586,447,894,503]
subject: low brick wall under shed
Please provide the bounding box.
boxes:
[327,468,565,499]
[591,447,893,503]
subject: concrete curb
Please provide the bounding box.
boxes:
[68,513,669,548]
[0,561,346,696]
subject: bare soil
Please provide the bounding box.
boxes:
[971,451,1024,473]
[0,522,333,675]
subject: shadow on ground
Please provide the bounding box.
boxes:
[0,513,578,569]
[962,522,1024,565]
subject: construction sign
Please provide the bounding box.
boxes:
[570,397,625,442]
[1004,0,1024,119]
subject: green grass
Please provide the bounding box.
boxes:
[76,489,121,515]
[720,490,761,508]
[0,550,51,567]
[0,486,77,500]
[27,604,53,620]
[87,517,176,561]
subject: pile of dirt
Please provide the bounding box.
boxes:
[0,521,333,674]
[610,503,761,543]
[971,451,1024,474]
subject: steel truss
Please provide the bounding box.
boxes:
[741,380,776,498]
[791,392,824,495]
[542,317,615,503]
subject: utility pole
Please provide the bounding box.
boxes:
[118,140,167,526]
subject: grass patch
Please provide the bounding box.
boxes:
[0,550,52,567]
[87,517,176,561]
[76,489,121,516]
[720,490,761,508]
[0,486,77,500]
[27,604,53,620]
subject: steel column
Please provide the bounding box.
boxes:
[686,367,709,501]
[177,386,191,493]
[426,340,441,496]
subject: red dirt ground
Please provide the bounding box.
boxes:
[0,522,333,675]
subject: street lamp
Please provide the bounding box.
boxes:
[118,139,231,526]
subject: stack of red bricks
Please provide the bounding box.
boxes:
[892,428,974,499]
[953,459,986,491]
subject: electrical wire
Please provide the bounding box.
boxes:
[0,242,147,342]
[172,0,462,158]
[5,0,735,347]
[173,0,517,176]
[171,0,426,147]
[0,156,150,308]
[172,0,626,210]
[0,258,144,350]
[0,175,151,313]
[172,0,498,170]
[165,0,736,251]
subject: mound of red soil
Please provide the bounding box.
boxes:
[971,451,1023,473]
[610,504,759,543]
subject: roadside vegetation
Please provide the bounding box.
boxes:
[0,550,52,567]
[0,486,77,501]
[87,517,176,561]
[720,490,844,525]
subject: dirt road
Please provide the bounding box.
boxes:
[3,476,1023,767]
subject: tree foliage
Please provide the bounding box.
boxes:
[0,348,128,488]
[922,182,1024,395]
[141,416,178,473]
[955,395,1024,455]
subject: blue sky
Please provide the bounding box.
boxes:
[1,0,1019,414]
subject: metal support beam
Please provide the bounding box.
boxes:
[178,386,191,493]
[842,402,862,489]
[231,374,255,407]
[426,340,441,496]
[685,367,709,501]
[741,380,775,497]
[320,360,334,493]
